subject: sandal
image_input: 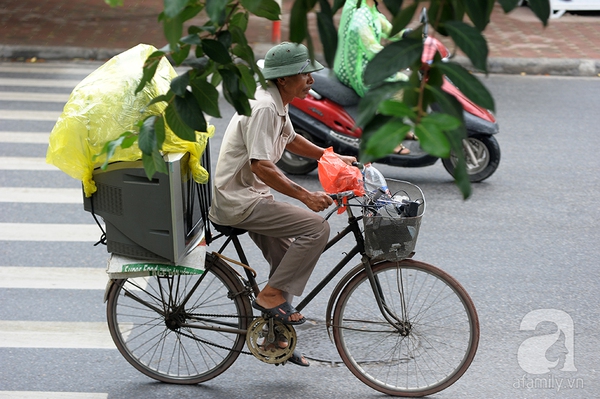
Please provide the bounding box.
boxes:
[405,132,418,140]
[252,300,306,325]
[287,350,310,367]
[395,144,411,155]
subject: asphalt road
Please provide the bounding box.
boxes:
[0,61,598,398]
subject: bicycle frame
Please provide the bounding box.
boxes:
[209,198,407,332]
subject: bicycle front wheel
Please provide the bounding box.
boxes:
[332,260,479,397]
[106,254,252,384]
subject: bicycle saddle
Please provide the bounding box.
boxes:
[211,221,247,236]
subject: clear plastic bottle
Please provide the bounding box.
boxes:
[363,163,390,197]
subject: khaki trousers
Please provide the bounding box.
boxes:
[231,198,330,297]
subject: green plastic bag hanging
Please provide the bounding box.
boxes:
[46,43,213,197]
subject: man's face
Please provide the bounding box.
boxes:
[281,72,315,100]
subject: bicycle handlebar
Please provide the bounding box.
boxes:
[329,191,356,201]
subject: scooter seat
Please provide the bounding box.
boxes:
[311,68,361,107]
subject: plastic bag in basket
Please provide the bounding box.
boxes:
[318,147,365,196]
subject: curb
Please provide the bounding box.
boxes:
[2,44,599,77]
[454,55,600,77]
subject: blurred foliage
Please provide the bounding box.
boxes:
[102,0,550,198]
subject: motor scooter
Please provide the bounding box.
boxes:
[277,10,500,182]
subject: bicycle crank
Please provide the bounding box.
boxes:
[246,317,297,365]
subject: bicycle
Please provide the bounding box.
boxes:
[103,161,479,397]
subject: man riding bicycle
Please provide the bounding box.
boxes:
[208,42,356,366]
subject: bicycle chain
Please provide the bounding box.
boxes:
[178,312,255,356]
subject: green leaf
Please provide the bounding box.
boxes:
[181,34,201,46]
[362,118,411,161]
[202,39,233,64]
[452,156,473,200]
[463,0,493,31]
[232,42,256,67]
[182,56,209,73]
[443,20,488,72]
[289,0,309,43]
[332,0,345,14]
[231,11,249,32]
[120,133,138,149]
[174,90,208,132]
[426,113,462,131]
[497,0,520,13]
[383,0,402,15]
[170,71,190,97]
[142,150,168,180]
[217,30,232,49]
[205,0,227,24]
[364,38,422,86]
[146,92,173,108]
[95,131,135,169]
[316,9,338,67]
[377,99,416,119]
[154,115,166,149]
[138,116,157,155]
[356,81,410,127]
[165,102,196,141]
[190,78,221,118]
[163,12,184,49]
[527,0,550,26]
[415,117,451,158]
[236,64,257,99]
[135,51,165,94]
[434,62,495,111]
[220,68,251,116]
[141,152,157,179]
[240,0,281,20]
[390,3,418,37]
[426,84,465,121]
[180,4,203,22]
[163,0,187,18]
[170,43,191,65]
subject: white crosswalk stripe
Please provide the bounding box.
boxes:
[0,110,61,121]
[0,223,101,241]
[0,78,83,88]
[0,267,107,289]
[0,157,59,171]
[0,132,50,144]
[0,187,82,203]
[1,91,70,102]
[0,61,116,399]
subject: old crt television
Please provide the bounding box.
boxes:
[83,151,209,264]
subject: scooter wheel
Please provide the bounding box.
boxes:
[442,135,501,182]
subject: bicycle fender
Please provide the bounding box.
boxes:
[104,279,116,303]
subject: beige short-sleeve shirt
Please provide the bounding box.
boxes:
[208,83,297,226]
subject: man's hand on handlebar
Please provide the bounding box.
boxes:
[305,191,334,213]
[336,153,357,166]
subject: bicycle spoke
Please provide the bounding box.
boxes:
[333,260,479,396]
[106,256,251,384]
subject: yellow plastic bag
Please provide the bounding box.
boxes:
[46,43,214,197]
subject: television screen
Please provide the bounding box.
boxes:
[83,152,207,264]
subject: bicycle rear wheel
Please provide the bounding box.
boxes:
[332,260,479,397]
[106,253,252,384]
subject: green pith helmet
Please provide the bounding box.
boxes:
[261,42,324,80]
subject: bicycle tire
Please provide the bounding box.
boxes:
[332,259,479,397]
[106,253,252,384]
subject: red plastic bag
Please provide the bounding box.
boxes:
[318,147,364,196]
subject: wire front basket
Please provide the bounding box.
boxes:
[362,179,426,261]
